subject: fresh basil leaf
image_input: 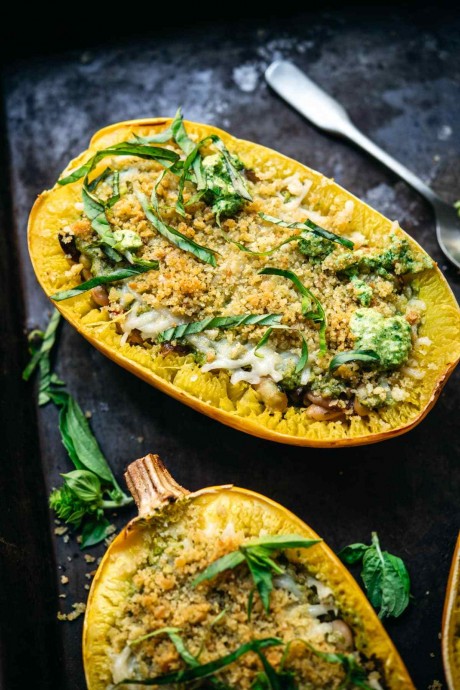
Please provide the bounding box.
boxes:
[337,543,368,564]
[51,264,158,301]
[259,268,327,353]
[23,309,61,394]
[329,349,380,371]
[254,328,273,356]
[106,170,120,208]
[87,166,112,192]
[245,551,275,613]
[193,551,246,586]
[61,469,102,503]
[117,638,283,686]
[171,108,206,189]
[81,516,112,548]
[132,124,174,144]
[136,190,216,266]
[58,143,179,186]
[82,185,105,220]
[158,313,282,343]
[259,213,354,249]
[339,532,411,619]
[295,335,309,374]
[255,652,298,690]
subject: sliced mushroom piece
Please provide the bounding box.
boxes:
[253,377,288,413]
[331,619,354,650]
[305,404,345,421]
[305,392,334,409]
[90,286,109,307]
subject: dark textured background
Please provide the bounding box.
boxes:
[1,5,459,689]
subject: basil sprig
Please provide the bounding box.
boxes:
[194,534,320,614]
[118,638,282,687]
[51,264,158,301]
[23,310,133,547]
[157,313,282,343]
[136,190,216,266]
[259,268,327,353]
[339,532,411,619]
[259,213,354,249]
[57,142,179,186]
[329,349,380,371]
[22,308,62,405]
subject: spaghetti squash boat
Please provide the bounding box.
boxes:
[84,454,415,689]
[28,112,460,446]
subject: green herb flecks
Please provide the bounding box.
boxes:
[51,264,158,301]
[117,638,282,687]
[259,268,327,353]
[339,532,411,619]
[193,534,320,614]
[307,646,373,690]
[158,313,282,344]
[58,142,179,186]
[136,190,216,266]
[23,312,132,547]
[259,213,354,250]
[130,628,231,690]
[329,349,380,371]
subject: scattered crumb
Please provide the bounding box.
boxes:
[85,410,92,419]
[58,594,67,599]
[428,681,442,690]
[137,436,144,443]
[54,519,62,525]
[54,526,68,536]
[57,602,86,622]
[77,536,82,544]
[84,584,90,590]
[67,556,72,562]
[60,575,69,585]
[426,590,430,595]
[97,557,102,565]
[84,554,96,564]
[104,534,117,547]
[438,632,442,640]
[63,535,70,544]
[430,652,435,658]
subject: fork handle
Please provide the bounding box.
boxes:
[265,61,439,205]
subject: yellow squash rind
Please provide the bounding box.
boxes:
[443,532,460,689]
[28,118,460,447]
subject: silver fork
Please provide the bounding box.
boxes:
[265,60,460,269]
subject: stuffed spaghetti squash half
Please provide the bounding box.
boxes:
[28,112,460,447]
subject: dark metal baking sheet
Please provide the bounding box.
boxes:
[1,7,460,689]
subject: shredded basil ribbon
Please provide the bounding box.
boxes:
[158,313,282,343]
[136,190,216,266]
[329,349,380,371]
[51,264,158,301]
[259,213,354,249]
[259,268,327,353]
[57,142,179,186]
[118,638,282,686]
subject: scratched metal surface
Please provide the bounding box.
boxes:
[1,6,460,689]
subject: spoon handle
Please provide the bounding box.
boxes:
[265,61,439,205]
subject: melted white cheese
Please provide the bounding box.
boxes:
[112,646,137,687]
[119,292,306,386]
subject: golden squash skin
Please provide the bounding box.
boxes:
[83,454,414,689]
[442,533,460,689]
[28,117,460,447]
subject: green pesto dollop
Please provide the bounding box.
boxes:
[356,382,392,409]
[326,235,433,276]
[298,233,334,262]
[351,275,373,306]
[112,229,143,252]
[202,153,246,219]
[310,374,348,398]
[350,308,412,368]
